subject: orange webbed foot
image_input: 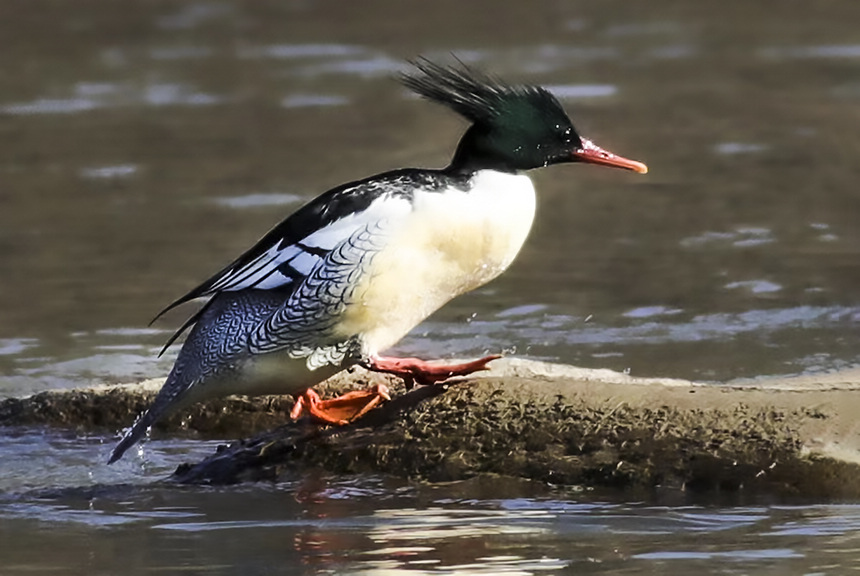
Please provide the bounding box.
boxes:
[290,384,391,425]
[362,354,502,387]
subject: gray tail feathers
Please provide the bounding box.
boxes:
[107,406,161,464]
[107,374,192,464]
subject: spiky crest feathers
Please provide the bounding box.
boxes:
[399,59,576,137]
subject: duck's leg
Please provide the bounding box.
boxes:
[290,384,391,425]
[288,354,499,424]
[361,354,501,388]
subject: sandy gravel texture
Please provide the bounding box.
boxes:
[3,359,860,496]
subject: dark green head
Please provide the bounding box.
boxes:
[400,59,648,175]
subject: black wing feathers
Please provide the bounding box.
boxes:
[151,174,389,324]
[151,169,464,352]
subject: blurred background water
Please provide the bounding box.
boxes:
[2,1,860,573]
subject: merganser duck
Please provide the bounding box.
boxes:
[108,59,647,464]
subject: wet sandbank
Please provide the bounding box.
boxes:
[3,359,860,497]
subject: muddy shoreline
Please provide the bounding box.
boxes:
[3,359,860,497]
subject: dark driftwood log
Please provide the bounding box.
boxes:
[169,381,449,484]
[4,360,860,497]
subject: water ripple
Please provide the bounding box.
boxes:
[281,94,349,108]
[237,43,367,59]
[760,44,860,59]
[633,548,803,560]
[680,226,774,248]
[79,164,138,180]
[213,193,304,208]
[1,82,223,116]
[546,84,618,99]
[402,305,860,353]
[0,338,38,356]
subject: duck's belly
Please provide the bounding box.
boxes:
[183,354,339,406]
[336,170,536,354]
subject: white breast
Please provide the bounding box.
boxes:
[336,169,537,354]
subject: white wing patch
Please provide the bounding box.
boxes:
[205,194,413,295]
[284,250,318,276]
[300,206,395,250]
[207,243,310,292]
[246,195,414,363]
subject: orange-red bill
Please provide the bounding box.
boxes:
[572,138,648,174]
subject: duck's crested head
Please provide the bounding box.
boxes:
[400,59,648,175]
[401,59,579,171]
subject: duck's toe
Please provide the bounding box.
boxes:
[290,384,391,425]
[362,354,502,386]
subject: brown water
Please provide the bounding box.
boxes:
[2,0,860,573]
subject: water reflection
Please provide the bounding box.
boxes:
[2,472,860,574]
